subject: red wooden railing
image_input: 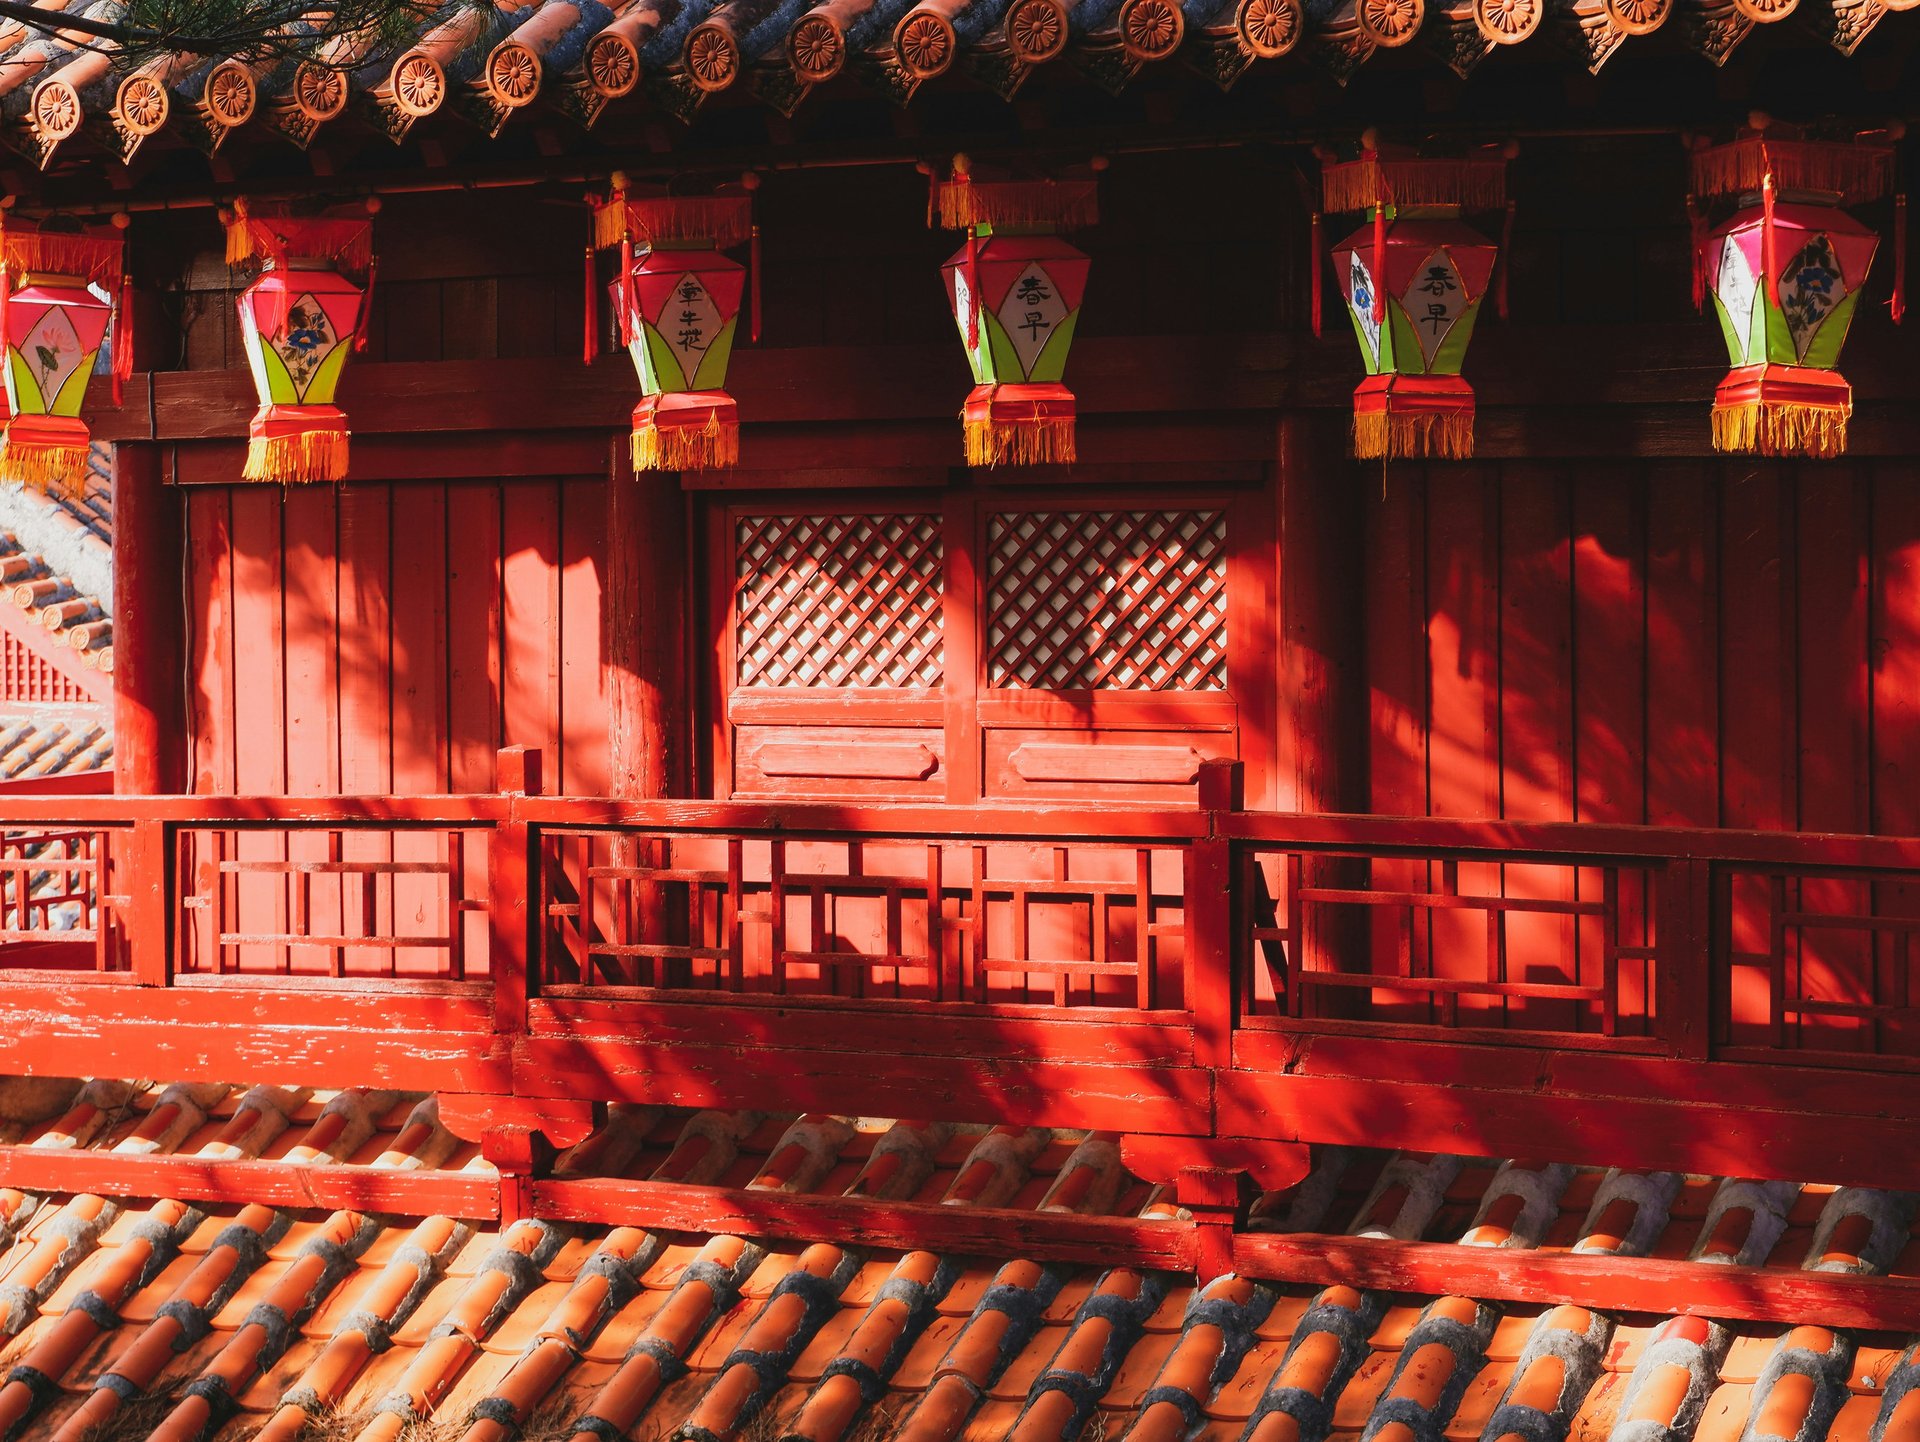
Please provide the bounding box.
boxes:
[0,752,1918,1187]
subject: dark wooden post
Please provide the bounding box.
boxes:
[1277,415,1366,1009]
[112,442,185,795]
[606,458,689,801]
[1278,413,1365,817]
[606,455,690,978]
[491,745,540,1036]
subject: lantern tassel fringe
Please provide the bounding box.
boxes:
[934,179,1100,232]
[224,213,373,275]
[1711,399,1850,459]
[595,197,753,251]
[244,429,350,485]
[0,442,91,493]
[1322,158,1506,214]
[1690,139,1894,204]
[963,415,1076,467]
[0,225,123,288]
[1353,410,1474,461]
[633,412,738,472]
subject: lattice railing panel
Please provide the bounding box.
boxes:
[986,510,1228,690]
[538,831,1188,1011]
[1238,847,1663,1044]
[1718,867,1920,1061]
[735,514,944,688]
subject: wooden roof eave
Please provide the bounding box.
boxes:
[1425,0,1546,75]
[552,0,676,126]
[1802,0,1913,54]
[478,0,621,131]
[956,0,1069,98]
[1178,0,1305,91]
[0,2,119,168]
[1678,0,1798,63]
[1543,0,1672,73]
[1066,0,1205,95]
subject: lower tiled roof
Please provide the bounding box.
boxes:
[0,1086,1912,1442]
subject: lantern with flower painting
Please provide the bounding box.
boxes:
[225,202,374,484]
[593,184,750,472]
[933,163,1097,467]
[0,220,126,491]
[1321,146,1508,460]
[1691,129,1896,459]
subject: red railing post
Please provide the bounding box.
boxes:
[124,818,171,986]
[1188,760,1242,1074]
[491,747,542,1037]
[1657,857,1713,1060]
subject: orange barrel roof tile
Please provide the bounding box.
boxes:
[0,1091,1911,1442]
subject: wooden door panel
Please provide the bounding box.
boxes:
[984,725,1238,803]
[733,723,947,798]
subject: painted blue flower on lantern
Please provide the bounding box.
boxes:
[270,299,338,391]
[1780,235,1846,360]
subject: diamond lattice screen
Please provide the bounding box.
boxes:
[735,514,945,688]
[986,510,1228,690]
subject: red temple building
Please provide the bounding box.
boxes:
[0,0,1908,1437]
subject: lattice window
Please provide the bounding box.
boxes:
[986,510,1228,690]
[736,514,944,688]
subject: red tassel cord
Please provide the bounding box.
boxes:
[1310,212,1323,338]
[111,269,133,406]
[965,225,981,350]
[1371,201,1387,326]
[1496,200,1515,321]
[1687,194,1708,312]
[352,255,378,354]
[750,223,763,345]
[618,236,636,348]
[583,243,598,364]
[1892,192,1907,325]
[1761,171,1777,318]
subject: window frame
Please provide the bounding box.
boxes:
[705,477,1275,805]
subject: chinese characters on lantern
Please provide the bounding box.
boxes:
[593,184,751,473]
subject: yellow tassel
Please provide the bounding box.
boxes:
[1711,400,1850,459]
[1352,410,1474,460]
[243,428,350,484]
[1322,158,1507,215]
[593,201,631,251]
[1691,139,1893,205]
[962,416,1077,466]
[632,412,739,471]
[0,226,122,288]
[0,442,89,492]
[934,180,1100,232]
[595,197,754,251]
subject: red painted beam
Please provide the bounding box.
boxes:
[0,1149,500,1219]
[1233,1232,1920,1333]
[534,1177,1197,1271]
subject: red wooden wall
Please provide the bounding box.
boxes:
[152,139,1920,842]
[185,479,610,800]
[1364,458,1920,837]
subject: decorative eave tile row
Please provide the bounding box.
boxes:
[0,0,1905,168]
[0,1086,1916,1442]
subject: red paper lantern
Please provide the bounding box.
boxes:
[0,221,125,492]
[1320,147,1508,461]
[225,203,375,484]
[592,184,751,473]
[1690,131,1898,459]
[932,164,1098,467]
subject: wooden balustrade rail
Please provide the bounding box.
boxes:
[0,755,1913,1188]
